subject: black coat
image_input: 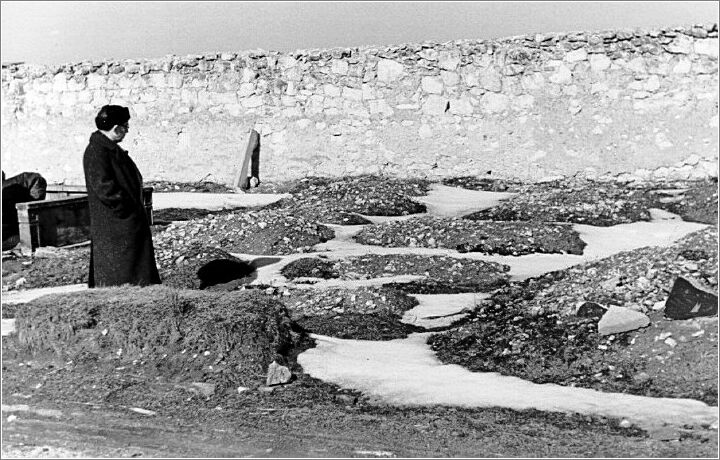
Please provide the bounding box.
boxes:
[83,131,161,287]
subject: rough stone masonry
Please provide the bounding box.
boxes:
[1,24,718,185]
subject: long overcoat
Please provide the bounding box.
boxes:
[83,131,161,287]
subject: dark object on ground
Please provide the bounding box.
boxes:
[83,131,160,287]
[297,312,425,341]
[12,285,300,389]
[281,258,340,280]
[442,176,522,192]
[576,302,607,318]
[234,129,260,190]
[2,171,47,250]
[664,276,719,320]
[198,259,257,289]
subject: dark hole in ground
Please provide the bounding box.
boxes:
[197,259,257,289]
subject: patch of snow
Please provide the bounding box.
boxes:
[152,192,290,210]
[402,293,490,329]
[299,333,718,430]
[1,318,16,336]
[1,284,87,305]
[413,185,515,218]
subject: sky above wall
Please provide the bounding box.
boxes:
[1,1,718,65]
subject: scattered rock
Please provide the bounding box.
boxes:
[576,301,607,318]
[664,277,718,320]
[266,361,292,386]
[190,382,217,397]
[597,306,650,335]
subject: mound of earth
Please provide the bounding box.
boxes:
[429,302,718,405]
[154,209,334,256]
[146,180,235,193]
[10,286,302,390]
[355,216,586,256]
[648,179,718,225]
[153,207,240,223]
[281,254,511,293]
[2,246,89,292]
[442,176,523,192]
[429,227,718,405]
[496,226,718,317]
[271,175,431,224]
[277,286,420,340]
[464,180,655,226]
[158,245,256,290]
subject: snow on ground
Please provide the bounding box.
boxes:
[413,184,515,217]
[298,332,718,430]
[153,192,290,210]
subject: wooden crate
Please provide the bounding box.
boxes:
[15,186,154,250]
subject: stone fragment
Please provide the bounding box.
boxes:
[694,38,719,57]
[549,65,572,84]
[421,76,444,94]
[376,59,404,82]
[438,52,461,71]
[448,97,473,116]
[589,54,611,72]
[665,35,693,54]
[565,48,588,62]
[422,95,448,115]
[664,277,718,320]
[576,301,607,318]
[190,382,217,397]
[418,124,433,139]
[597,306,650,335]
[440,70,459,86]
[481,93,509,113]
[480,68,503,92]
[266,361,292,386]
[331,60,349,75]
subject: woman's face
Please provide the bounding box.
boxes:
[112,122,129,142]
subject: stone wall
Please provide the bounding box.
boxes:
[1,24,718,185]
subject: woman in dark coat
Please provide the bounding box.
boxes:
[83,105,161,287]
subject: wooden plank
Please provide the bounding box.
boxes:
[234,129,260,190]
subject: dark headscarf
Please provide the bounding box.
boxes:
[95,105,130,131]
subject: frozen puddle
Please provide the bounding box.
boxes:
[298,332,718,430]
[153,192,290,210]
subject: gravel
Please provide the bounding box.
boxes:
[269,175,431,224]
[153,209,335,257]
[355,216,586,255]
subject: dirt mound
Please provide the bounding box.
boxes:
[272,175,431,224]
[355,216,586,255]
[465,180,654,226]
[159,245,255,289]
[429,227,719,405]
[154,209,335,257]
[2,246,89,291]
[12,286,302,390]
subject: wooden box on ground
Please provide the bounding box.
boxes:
[15,186,154,250]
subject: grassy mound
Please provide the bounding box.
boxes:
[13,286,301,389]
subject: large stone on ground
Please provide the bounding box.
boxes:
[664,276,719,320]
[575,301,607,318]
[266,361,292,386]
[597,306,650,335]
